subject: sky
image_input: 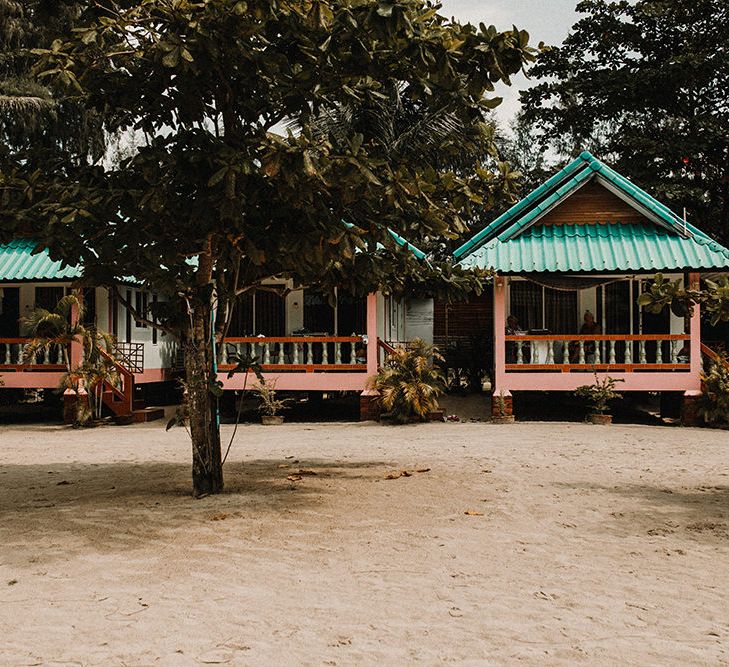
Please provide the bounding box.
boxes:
[438,0,582,125]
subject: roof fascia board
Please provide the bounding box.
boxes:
[452,153,591,259]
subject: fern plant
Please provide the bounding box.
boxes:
[699,355,729,425]
[370,338,445,424]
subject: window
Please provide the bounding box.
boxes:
[125,289,132,341]
[337,292,367,335]
[227,289,285,336]
[152,293,158,344]
[110,289,119,337]
[34,286,64,312]
[509,281,542,331]
[510,280,577,333]
[134,291,148,328]
[304,290,334,334]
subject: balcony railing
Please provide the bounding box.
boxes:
[0,338,67,371]
[504,334,691,372]
[220,336,367,372]
[111,341,145,374]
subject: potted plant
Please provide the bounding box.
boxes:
[252,378,290,425]
[575,373,624,424]
[491,390,515,424]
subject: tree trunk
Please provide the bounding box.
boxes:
[184,301,224,497]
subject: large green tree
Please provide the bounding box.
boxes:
[0,0,534,496]
[0,0,106,159]
[521,0,729,243]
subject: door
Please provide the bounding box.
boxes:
[0,287,20,337]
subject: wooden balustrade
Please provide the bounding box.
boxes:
[0,338,67,371]
[504,334,691,372]
[221,336,367,372]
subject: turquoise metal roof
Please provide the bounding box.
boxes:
[454,150,729,273]
[0,239,81,282]
[459,222,729,273]
[453,151,706,260]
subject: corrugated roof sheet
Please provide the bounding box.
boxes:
[0,239,81,282]
[459,222,729,273]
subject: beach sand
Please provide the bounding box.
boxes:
[1,420,727,665]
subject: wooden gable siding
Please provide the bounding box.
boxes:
[538,181,646,226]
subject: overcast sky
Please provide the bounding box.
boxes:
[438,0,582,125]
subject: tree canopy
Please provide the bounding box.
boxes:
[0,0,535,495]
[520,0,729,243]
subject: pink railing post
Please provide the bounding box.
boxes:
[70,292,83,369]
[687,272,702,394]
[493,275,508,394]
[366,292,378,376]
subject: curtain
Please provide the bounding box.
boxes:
[509,281,542,331]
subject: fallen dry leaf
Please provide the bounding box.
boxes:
[464,510,484,516]
[384,471,402,480]
[416,468,431,474]
[287,474,303,482]
[400,470,412,477]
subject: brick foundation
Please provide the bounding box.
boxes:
[63,391,88,425]
[491,393,513,418]
[359,390,381,422]
[681,393,703,427]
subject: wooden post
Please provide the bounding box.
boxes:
[366,292,378,376]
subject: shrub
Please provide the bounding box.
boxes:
[370,338,445,424]
[699,355,729,425]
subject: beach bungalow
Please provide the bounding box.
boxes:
[453,151,729,420]
[0,239,175,422]
[0,238,433,421]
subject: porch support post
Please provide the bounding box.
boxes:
[492,274,512,416]
[493,274,507,392]
[366,292,378,376]
[70,290,83,369]
[687,272,701,385]
[682,272,702,426]
[360,292,380,422]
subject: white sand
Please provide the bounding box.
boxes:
[1,420,728,666]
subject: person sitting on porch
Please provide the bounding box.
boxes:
[506,315,522,363]
[569,310,602,363]
[354,342,367,364]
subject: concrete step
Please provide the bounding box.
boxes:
[114,407,165,425]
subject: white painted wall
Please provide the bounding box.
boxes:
[405,298,434,344]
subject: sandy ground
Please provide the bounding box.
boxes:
[1,420,728,666]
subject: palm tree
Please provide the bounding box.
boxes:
[22,293,118,424]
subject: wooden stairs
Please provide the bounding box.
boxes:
[99,349,165,424]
